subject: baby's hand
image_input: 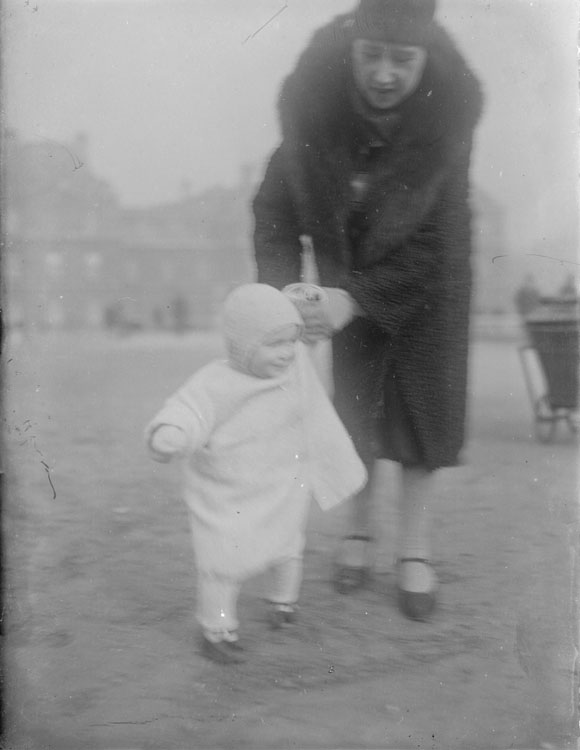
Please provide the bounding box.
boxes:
[149,425,188,462]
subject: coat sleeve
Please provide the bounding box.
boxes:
[343,146,473,338]
[296,344,368,509]
[253,147,303,289]
[145,377,216,455]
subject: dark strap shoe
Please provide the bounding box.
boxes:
[332,535,373,594]
[396,558,437,621]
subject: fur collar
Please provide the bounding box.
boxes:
[276,13,483,271]
[279,13,482,151]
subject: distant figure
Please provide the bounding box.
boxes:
[558,273,578,300]
[103,304,118,331]
[151,306,165,330]
[171,295,189,333]
[514,274,541,318]
[145,284,366,664]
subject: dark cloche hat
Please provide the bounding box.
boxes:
[350,0,436,46]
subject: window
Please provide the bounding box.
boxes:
[46,252,63,276]
[85,252,103,278]
[126,259,139,283]
[162,261,176,283]
[47,299,65,327]
[5,255,22,281]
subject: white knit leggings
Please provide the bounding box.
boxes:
[197,555,303,633]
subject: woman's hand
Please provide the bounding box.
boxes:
[283,284,362,343]
[299,302,334,343]
[283,283,332,343]
[300,288,362,342]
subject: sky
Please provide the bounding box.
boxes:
[3,0,579,272]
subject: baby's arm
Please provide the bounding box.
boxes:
[145,379,215,463]
[148,424,189,463]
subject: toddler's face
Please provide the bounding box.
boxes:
[250,324,300,378]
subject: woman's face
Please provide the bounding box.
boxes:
[351,39,427,110]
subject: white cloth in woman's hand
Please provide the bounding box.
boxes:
[300,287,361,341]
[283,283,330,343]
[283,284,361,342]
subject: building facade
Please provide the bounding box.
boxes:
[3,130,513,332]
[3,131,254,331]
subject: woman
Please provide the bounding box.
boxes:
[253,0,483,620]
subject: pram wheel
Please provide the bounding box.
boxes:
[534,396,557,443]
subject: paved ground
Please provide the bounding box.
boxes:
[2,331,578,749]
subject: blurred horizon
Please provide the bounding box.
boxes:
[3,0,579,265]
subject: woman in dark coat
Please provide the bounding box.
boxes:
[253,0,483,619]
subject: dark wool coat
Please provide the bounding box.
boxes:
[253,13,483,470]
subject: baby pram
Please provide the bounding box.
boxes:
[519,297,579,442]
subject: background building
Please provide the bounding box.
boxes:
[3,131,254,331]
[4,129,539,333]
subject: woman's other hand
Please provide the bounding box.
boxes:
[299,288,361,342]
[283,283,331,343]
[299,301,334,343]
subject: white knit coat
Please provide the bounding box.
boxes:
[146,285,367,580]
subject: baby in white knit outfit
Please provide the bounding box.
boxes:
[146,283,366,664]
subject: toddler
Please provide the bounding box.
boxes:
[145,284,366,664]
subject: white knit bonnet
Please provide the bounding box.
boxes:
[222,284,302,373]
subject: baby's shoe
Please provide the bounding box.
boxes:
[268,602,298,630]
[201,629,245,664]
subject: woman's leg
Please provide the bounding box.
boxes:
[348,464,376,537]
[340,463,376,554]
[332,460,376,592]
[398,465,434,560]
[396,464,438,618]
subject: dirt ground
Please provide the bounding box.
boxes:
[2,330,578,749]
